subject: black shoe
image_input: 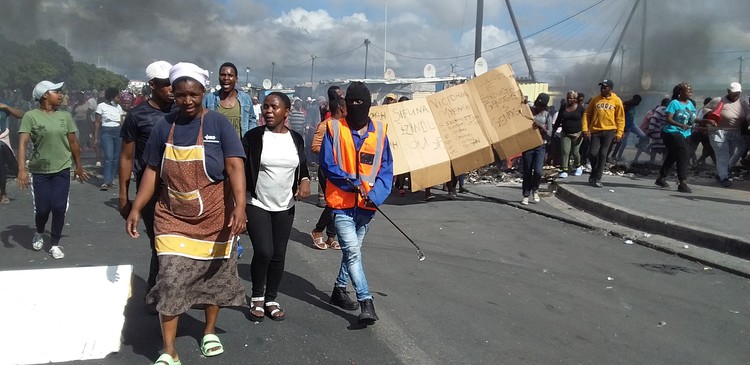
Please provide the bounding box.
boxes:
[720,179,732,188]
[330,286,359,310]
[655,177,670,188]
[358,299,379,325]
[677,183,692,193]
[590,180,603,188]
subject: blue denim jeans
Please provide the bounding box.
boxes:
[99,126,122,184]
[334,212,373,301]
[522,145,545,197]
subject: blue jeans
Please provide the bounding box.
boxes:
[334,212,373,301]
[522,145,545,197]
[99,126,122,184]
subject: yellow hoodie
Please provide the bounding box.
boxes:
[582,92,626,139]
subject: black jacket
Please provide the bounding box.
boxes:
[242,125,310,200]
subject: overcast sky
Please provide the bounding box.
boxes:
[2,0,749,93]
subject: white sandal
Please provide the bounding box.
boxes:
[265,301,285,321]
[249,297,264,322]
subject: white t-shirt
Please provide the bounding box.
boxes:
[250,130,299,211]
[253,104,262,127]
[95,102,123,127]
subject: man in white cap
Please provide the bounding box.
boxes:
[118,60,175,295]
[706,82,750,187]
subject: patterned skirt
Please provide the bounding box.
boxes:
[145,246,246,316]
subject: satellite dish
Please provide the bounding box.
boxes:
[384,68,396,80]
[274,83,283,89]
[246,82,252,88]
[474,57,488,76]
[262,79,272,89]
[423,64,436,78]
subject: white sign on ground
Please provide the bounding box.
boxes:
[0,265,133,365]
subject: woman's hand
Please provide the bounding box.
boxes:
[227,206,247,236]
[296,179,311,200]
[584,131,591,139]
[126,211,141,238]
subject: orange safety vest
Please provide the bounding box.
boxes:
[325,117,387,211]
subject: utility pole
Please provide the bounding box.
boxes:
[639,0,647,88]
[310,55,317,84]
[245,67,250,87]
[601,0,641,82]
[505,0,536,82]
[271,62,276,86]
[474,0,484,73]
[741,56,745,84]
[619,45,625,91]
[364,39,370,79]
[384,0,388,74]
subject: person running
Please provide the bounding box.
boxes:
[243,92,311,322]
[521,93,552,205]
[320,82,393,325]
[705,82,750,187]
[655,82,706,193]
[125,62,247,365]
[17,80,89,259]
[93,87,124,190]
[552,91,584,178]
[0,101,24,204]
[582,79,625,188]
[118,60,174,293]
[310,92,345,250]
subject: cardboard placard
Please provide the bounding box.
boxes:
[426,84,495,175]
[465,64,543,159]
[385,99,452,191]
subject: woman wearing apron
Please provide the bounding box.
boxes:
[126,63,247,365]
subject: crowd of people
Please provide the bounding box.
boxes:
[517,79,750,204]
[3,58,750,364]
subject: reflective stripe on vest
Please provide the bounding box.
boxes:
[326,118,387,210]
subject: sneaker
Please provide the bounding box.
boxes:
[677,183,692,193]
[458,187,470,193]
[558,172,568,179]
[424,193,435,201]
[574,166,583,176]
[655,177,670,188]
[532,191,540,203]
[584,163,592,173]
[32,232,44,251]
[590,181,603,188]
[95,161,102,167]
[100,183,109,191]
[720,179,732,188]
[521,197,529,205]
[49,245,64,259]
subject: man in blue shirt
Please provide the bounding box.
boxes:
[320,82,393,325]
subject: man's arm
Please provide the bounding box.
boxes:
[0,102,24,119]
[366,137,393,207]
[614,100,626,140]
[118,140,136,219]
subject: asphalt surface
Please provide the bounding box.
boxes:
[2,168,750,364]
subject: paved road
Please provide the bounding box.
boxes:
[1,177,749,364]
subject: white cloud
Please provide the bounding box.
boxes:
[274,8,336,33]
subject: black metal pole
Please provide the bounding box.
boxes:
[601,0,641,81]
[474,0,484,74]
[505,0,536,82]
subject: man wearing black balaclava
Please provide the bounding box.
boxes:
[319,82,393,325]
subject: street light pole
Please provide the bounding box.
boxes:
[311,55,317,84]
[245,67,249,87]
[271,62,276,86]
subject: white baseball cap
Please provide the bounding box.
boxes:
[729,82,742,93]
[146,61,172,80]
[32,81,64,101]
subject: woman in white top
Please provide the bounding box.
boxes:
[93,87,124,190]
[243,92,311,322]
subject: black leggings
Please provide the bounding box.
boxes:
[246,204,295,302]
[660,131,689,181]
[31,169,70,245]
[0,142,18,195]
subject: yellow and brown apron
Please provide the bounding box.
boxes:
[154,112,234,260]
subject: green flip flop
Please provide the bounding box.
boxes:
[154,353,181,365]
[201,333,225,357]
